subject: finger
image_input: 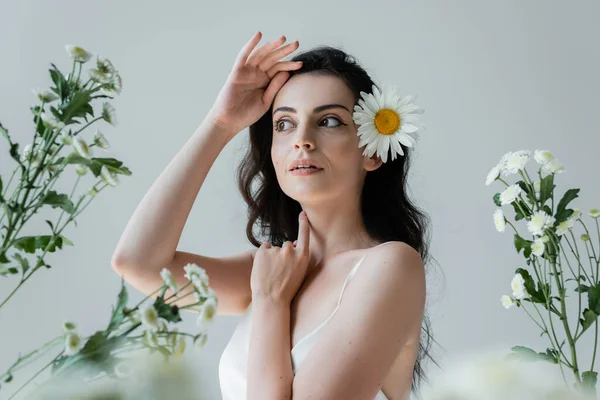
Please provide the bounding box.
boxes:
[246,35,287,68]
[266,60,303,80]
[258,40,300,72]
[282,241,293,251]
[233,31,263,71]
[262,70,290,107]
[260,241,272,248]
[296,211,310,255]
[293,240,298,247]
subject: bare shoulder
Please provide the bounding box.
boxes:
[367,241,424,270]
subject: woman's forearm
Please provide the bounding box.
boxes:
[247,297,294,400]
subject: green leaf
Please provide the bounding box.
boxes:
[106,278,129,334]
[153,296,182,323]
[517,181,537,205]
[514,234,531,257]
[516,268,546,304]
[41,191,75,214]
[580,308,599,334]
[493,193,502,207]
[60,90,93,124]
[539,174,555,206]
[581,371,598,393]
[556,188,579,217]
[589,283,600,314]
[12,253,30,275]
[575,284,590,293]
[512,199,529,221]
[507,345,558,363]
[13,235,65,254]
[49,63,70,101]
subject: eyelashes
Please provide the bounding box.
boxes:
[273,116,348,133]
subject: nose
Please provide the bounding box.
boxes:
[293,127,316,150]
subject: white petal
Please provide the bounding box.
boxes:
[401,123,419,134]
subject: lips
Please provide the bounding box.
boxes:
[289,158,323,171]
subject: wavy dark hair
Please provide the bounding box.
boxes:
[236,45,441,398]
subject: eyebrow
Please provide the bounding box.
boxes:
[272,104,351,116]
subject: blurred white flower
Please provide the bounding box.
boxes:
[40,112,65,130]
[590,208,600,219]
[20,144,33,162]
[101,72,123,96]
[100,165,119,187]
[93,130,110,150]
[157,317,168,333]
[531,238,545,257]
[65,45,93,63]
[503,150,531,175]
[196,297,217,329]
[173,336,186,358]
[64,332,83,355]
[138,305,159,331]
[144,329,159,348]
[511,273,527,300]
[88,187,99,197]
[194,332,208,350]
[533,180,541,194]
[102,102,117,126]
[75,165,88,176]
[114,360,135,379]
[59,131,73,145]
[542,158,565,174]
[501,295,515,309]
[160,268,179,293]
[527,210,556,236]
[485,164,501,186]
[555,219,574,237]
[493,208,506,232]
[499,184,522,205]
[533,149,554,165]
[33,88,59,103]
[569,208,582,221]
[72,138,92,159]
[88,68,113,84]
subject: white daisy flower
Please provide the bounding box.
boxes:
[501,295,515,309]
[100,165,119,187]
[173,336,186,358]
[493,209,506,232]
[138,305,159,331]
[569,208,582,221]
[589,209,600,219]
[352,84,424,163]
[93,130,110,150]
[503,150,531,175]
[485,164,501,186]
[511,273,527,300]
[40,112,65,130]
[183,263,208,281]
[75,165,88,176]
[542,158,565,174]
[72,138,92,159]
[555,219,574,237]
[101,73,123,96]
[168,329,179,347]
[33,88,59,103]
[102,102,117,126]
[531,238,545,257]
[64,332,83,356]
[65,45,93,63]
[194,332,208,350]
[20,144,33,162]
[144,330,159,348]
[499,184,522,205]
[534,149,554,165]
[88,68,112,84]
[160,268,179,293]
[156,317,168,333]
[196,297,218,329]
[192,276,210,297]
[527,210,556,236]
[95,55,116,75]
[60,131,73,145]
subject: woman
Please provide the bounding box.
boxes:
[111,31,436,400]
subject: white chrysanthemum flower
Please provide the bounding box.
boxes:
[183,263,207,282]
[33,88,59,103]
[503,150,531,175]
[569,208,582,221]
[196,297,218,329]
[531,238,545,257]
[533,180,541,194]
[20,144,33,162]
[40,112,65,130]
[511,273,527,300]
[59,131,73,145]
[156,317,168,333]
[501,295,515,309]
[352,84,424,163]
[144,330,159,348]
[173,336,186,358]
[88,68,112,84]
[194,332,208,350]
[75,165,88,176]
[63,321,77,333]
[485,164,501,186]
[64,332,83,356]
[589,209,600,219]
[101,102,117,126]
[542,158,565,174]
[72,138,92,159]
[138,305,159,331]
[96,55,116,75]
[160,268,179,293]
[499,184,522,205]
[93,130,110,150]
[192,276,210,297]
[555,219,574,237]
[527,210,556,236]
[65,45,93,63]
[534,149,554,165]
[101,73,123,96]
[100,165,119,187]
[493,209,506,232]
[49,143,60,157]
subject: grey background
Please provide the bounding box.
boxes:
[1,0,598,398]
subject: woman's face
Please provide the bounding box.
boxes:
[270,73,381,204]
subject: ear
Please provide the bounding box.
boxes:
[363,153,383,172]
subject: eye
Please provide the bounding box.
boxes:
[319,116,346,128]
[273,119,295,133]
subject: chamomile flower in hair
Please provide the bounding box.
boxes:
[352,84,424,163]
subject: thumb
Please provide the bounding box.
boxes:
[262,71,290,107]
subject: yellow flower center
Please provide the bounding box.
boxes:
[374,109,401,135]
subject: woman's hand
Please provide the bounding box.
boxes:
[251,211,311,306]
[206,31,303,136]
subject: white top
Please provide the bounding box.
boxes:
[218,243,393,400]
